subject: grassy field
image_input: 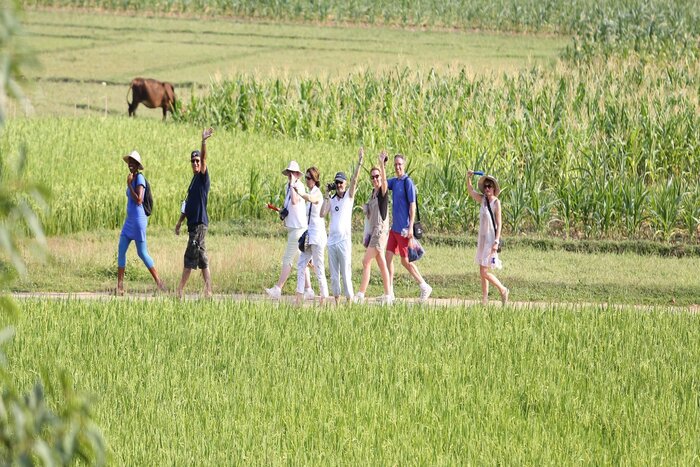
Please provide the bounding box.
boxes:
[1,2,699,464]
[7,299,700,464]
[14,226,700,306]
[15,9,566,118]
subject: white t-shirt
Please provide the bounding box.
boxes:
[327,193,354,245]
[284,179,307,230]
[306,186,327,245]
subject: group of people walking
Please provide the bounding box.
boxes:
[118,128,214,299]
[117,131,508,305]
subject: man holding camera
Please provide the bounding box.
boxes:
[386,154,432,302]
[175,127,214,299]
[321,148,364,304]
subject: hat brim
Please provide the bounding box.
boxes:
[123,155,144,170]
[478,175,500,196]
[282,169,302,176]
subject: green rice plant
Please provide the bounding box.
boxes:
[8,299,700,464]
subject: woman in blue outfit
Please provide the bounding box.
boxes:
[117,150,166,295]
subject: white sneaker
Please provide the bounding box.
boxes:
[353,292,365,304]
[265,285,281,300]
[380,294,394,305]
[304,288,315,300]
[419,283,433,302]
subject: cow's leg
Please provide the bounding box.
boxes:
[162,105,167,121]
[128,102,137,117]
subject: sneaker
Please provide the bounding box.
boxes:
[265,285,281,300]
[380,294,394,306]
[419,283,433,303]
[353,292,365,304]
[304,288,315,300]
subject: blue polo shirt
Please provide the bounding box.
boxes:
[387,175,416,233]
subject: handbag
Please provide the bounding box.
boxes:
[298,201,312,252]
[403,177,424,239]
[484,197,503,253]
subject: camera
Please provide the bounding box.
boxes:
[279,207,289,221]
[326,182,337,192]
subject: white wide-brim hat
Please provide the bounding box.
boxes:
[123,150,144,170]
[282,160,302,176]
[477,175,500,196]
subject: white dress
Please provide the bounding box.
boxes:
[475,197,502,269]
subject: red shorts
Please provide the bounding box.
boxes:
[386,230,410,257]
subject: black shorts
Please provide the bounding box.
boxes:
[184,224,209,270]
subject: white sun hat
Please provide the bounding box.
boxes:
[123,150,144,170]
[282,160,302,176]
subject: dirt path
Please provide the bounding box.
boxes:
[11,292,699,312]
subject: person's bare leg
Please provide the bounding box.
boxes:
[277,264,292,289]
[400,256,425,284]
[117,267,125,295]
[375,250,392,296]
[479,266,491,305]
[201,268,212,298]
[359,247,376,295]
[148,266,167,292]
[177,268,192,300]
[385,251,395,295]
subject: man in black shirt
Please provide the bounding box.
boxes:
[176,127,214,299]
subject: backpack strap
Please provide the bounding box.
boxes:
[403,177,420,222]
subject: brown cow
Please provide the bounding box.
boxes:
[127,78,176,120]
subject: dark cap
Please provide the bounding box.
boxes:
[190,150,201,159]
[334,172,347,182]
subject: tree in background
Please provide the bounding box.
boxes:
[0,1,106,464]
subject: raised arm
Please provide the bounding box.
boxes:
[320,188,331,217]
[348,147,364,198]
[200,127,213,174]
[466,170,483,203]
[378,150,388,195]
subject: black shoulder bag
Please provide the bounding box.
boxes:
[298,200,312,252]
[484,197,503,252]
[403,177,424,239]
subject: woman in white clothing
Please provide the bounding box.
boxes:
[466,170,509,305]
[265,160,312,300]
[294,167,329,305]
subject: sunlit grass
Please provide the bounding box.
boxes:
[7,299,700,464]
[15,227,700,306]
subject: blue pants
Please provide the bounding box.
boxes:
[118,235,154,269]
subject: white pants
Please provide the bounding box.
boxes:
[328,239,353,298]
[282,227,305,267]
[297,242,329,297]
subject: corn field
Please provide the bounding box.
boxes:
[174,56,699,241]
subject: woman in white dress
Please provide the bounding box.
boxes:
[466,171,509,305]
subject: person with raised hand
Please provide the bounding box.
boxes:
[355,150,392,304]
[321,148,363,304]
[466,170,509,305]
[175,127,214,299]
[116,150,166,295]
